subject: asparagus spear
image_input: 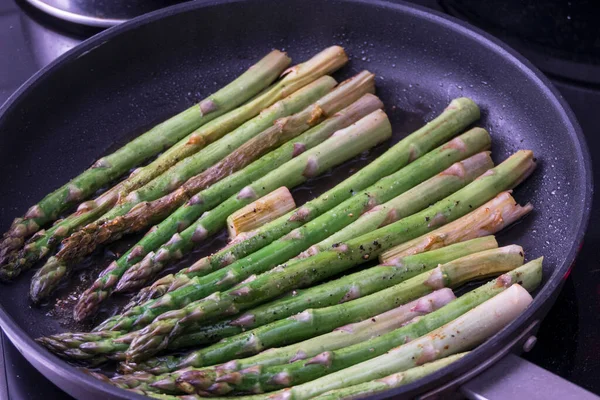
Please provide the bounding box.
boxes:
[111,92,385,315]
[123,246,525,379]
[38,237,492,364]
[0,50,291,265]
[125,151,535,361]
[380,190,534,263]
[2,46,347,280]
[23,46,347,276]
[260,282,535,400]
[298,151,493,258]
[163,245,523,394]
[117,121,488,318]
[74,110,392,321]
[169,236,497,350]
[98,128,489,335]
[27,74,352,302]
[110,290,456,393]
[35,93,382,307]
[227,187,297,239]
[120,133,491,300]
[122,98,482,311]
[53,67,355,269]
[311,353,468,400]
[19,75,334,289]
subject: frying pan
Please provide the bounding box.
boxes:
[0,0,593,398]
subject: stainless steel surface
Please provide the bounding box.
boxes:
[24,0,184,27]
[461,353,599,400]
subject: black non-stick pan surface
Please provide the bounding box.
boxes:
[0,0,592,398]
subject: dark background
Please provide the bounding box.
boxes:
[0,0,598,398]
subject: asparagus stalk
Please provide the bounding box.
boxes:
[125,151,535,361]
[36,93,382,307]
[261,282,535,400]
[38,237,491,364]
[301,152,493,257]
[0,50,291,266]
[164,245,523,394]
[27,75,343,302]
[74,110,392,321]
[19,76,334,290]
[116,127,488,328]
[227,187,297,239]
[2,46,347,281]
[110,290,455,393]
[170,236,497,350]
[117,97,482,313]
[312,353,468,400]
[100,129,490,336]
[123,246,526,378]
[380,190,534,263]
[110,92,384,315]
[53,67,354,268]
[120,132,490,299]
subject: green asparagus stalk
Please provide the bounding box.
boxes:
[25,47,348,272]
[116,98,482,313]
[119,136,491,299]
[259,282,536,400]
[22,76,335,295]
[122,246,526,378]
[125,151,535,361]
[110,290,455,393]
[380,190,534,263]
[311,353,468,400]
[38,237,492,364]
[98,128,490,335]
[43,93,382,309]
[74,110,392,321]
[0,50,291,266]
[165,246,524,395]
[301,152,493,257]
[102,71,375,288]
[109,92,385,317]
[115,123,488,322]
[169,236,497,350]
[26,75,341,302]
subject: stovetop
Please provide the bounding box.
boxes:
[0,0,599,398]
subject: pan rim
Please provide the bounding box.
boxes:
[0,0,593,398]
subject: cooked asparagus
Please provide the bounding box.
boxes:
[0,50,291,267]
[124,151,535,361]
[97,128,489,334]
[74,109,392,321]
[118,131,490,305]
[259,282,535,400]
[117,126,486,321]
[380,190,533,263]
[23,75,334,295]
[227,187,296,239]
[162,246,524,395]
[28,73,359,302]
[54,66,355,267]
[311,353,468,400]
[298,151,493,258]
[110,290,455,393]
[38,237,492,364]
[3,47,347,280]
[112,92,385,314]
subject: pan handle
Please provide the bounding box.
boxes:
[460,353,598,400]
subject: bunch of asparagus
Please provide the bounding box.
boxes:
[0,45,546,399]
